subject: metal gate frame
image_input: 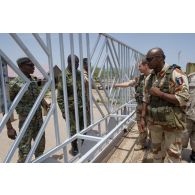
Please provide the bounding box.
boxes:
[0,33,145,163]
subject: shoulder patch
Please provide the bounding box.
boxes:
[175,77,184,85]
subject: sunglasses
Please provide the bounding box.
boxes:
[26,62,34,66]
[146,55,161,62]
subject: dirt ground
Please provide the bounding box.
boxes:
[0,89,107,163]
[0,88,192,163]
[102,124,191,163]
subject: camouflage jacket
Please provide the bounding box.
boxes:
[186,73,195,121]
[135,74,145,104]
[143,63,190,130]
[57,69,83,114]
[9,76,42,118]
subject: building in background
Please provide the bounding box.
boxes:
[186,63,195,75]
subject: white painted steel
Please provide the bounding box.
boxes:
[0,33,144,163]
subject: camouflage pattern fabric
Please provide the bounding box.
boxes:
[149,125,182,163]
[9,76,45,162]
[182,119,195,151]
[135,74,151,147]
[182,75,195,151]
[84,70,91,126]
[143,63,190,163]
[57,69,85,135]
[135,74,145,104]
[144,64,189,131]
[136,103,147,146]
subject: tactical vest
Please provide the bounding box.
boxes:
[135,74,145,104]
[146,64,186,130]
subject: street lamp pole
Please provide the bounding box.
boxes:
[178,50,181,65]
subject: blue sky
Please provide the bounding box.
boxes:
[110,33,195,70]
[0,33,194,75]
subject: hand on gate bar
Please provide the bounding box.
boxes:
[7,127,17,140]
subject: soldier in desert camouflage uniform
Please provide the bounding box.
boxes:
[114,59,151,151]
[6,57,49,162]
[57,54,84,156]
[141,48,190,163]
[182,72,195,162]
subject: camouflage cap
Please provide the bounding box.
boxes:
[17,57,33,66]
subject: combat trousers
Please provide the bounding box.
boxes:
[136,104,148,146]
[69,107,84,136]
[18,115,45,163]
[182,118,195,151]
[149,124,182,163]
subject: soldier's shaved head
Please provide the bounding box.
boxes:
[147,48,165,59]
[146,47,166,73]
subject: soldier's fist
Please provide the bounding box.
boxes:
[7,128,17,140]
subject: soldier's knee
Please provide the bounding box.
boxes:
[152,143,161,150]
[190,139,195,151]
[182,131,190,148]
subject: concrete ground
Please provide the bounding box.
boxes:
[101,124,192,163]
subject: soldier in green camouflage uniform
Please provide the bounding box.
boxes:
[141,48,190,163]
[83,58,91,126]
[57,55,84,156]
[6,57,48,163]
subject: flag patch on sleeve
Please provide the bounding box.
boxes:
[175,77,183,85]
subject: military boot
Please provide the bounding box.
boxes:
[70,140,79,156]
[134,143,145,151]
[190,150,195,163]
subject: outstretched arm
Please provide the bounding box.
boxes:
[114,79,136,88]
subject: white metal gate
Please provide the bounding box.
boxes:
[0,33,145,163]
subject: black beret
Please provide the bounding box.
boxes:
[17,57,32,66]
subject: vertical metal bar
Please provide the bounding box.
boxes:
[121,45,124,105]
[117,43,121,106]
[0,57,8,114]
[125,47,127,102]
[98,123,101,136]
[59,33,70,162]
[78,34,87,128]
[46,34,60,145]
[86,34,94,124]
[128,48,130,102]
[59,34,71,138]
[105,117,108,134]
[106,39,109,109]
[69,34,80,134]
